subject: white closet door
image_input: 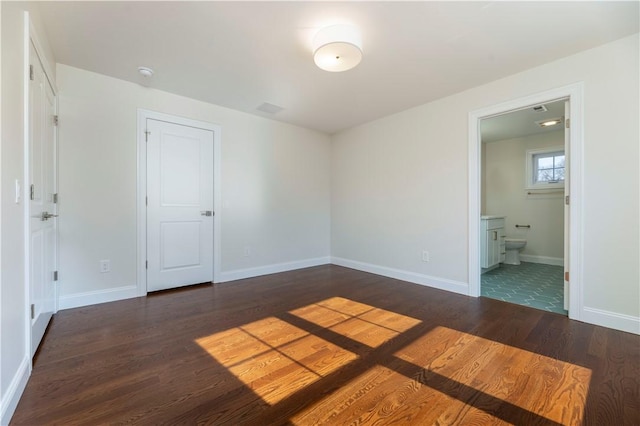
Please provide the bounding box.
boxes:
[146,119,214,292]
[29,42,57,356]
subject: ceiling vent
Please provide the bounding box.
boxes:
[532,105,548,112]
[256,102,284,114]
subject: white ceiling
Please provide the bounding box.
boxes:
[481,99,566,143]
[36,1,639,134]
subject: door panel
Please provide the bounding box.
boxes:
[160,135,201,206]
[29,42,57,356]
[147,119,214,292]
[161,221,202,269]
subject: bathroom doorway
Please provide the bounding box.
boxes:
[480,99,567,315]
[468,83,584,320]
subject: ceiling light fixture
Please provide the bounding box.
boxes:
[138,66,154,77]
[313,25,362,72]
[536,118,563,128]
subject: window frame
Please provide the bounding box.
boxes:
[525,146,565,190]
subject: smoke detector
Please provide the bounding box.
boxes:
[138,66,154,77]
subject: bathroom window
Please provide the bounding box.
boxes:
[526,146,565,189]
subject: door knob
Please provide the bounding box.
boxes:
[41,211,58,221]
[200,211,213,216]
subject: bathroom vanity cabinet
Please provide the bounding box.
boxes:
[481,216,506,269]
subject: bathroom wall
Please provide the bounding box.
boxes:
[481,143,487,211]
[483,130,565,264]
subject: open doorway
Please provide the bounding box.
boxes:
[468,83,584,321]
[480,100,567,314]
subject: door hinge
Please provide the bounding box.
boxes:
[30,304,35,319]
[53,115,59,126]
[29,64,34,81]
[145,196,148,206]
[30,184,35,200]
[565,195,570,205]
[145,260,148,269]
[565,118,570,129]
[53,270,59,281]
[564,271,569,282]
[145,130,150,142]
[53,193,58,203]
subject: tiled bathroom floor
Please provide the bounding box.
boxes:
[481,262,567,315]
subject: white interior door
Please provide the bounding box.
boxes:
[29,42,57,356]
[146,119,214,292]
[563,101,570,311]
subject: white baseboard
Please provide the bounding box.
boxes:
[218,257,331,283]
[1,356,30,426]
[582,307,640,335]
[519,255,564,266]
[330,257,468,295]
[58,284,138,310]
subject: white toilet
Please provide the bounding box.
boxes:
[504,238,527,265]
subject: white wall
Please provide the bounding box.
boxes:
[484,131,565,262]
[331,33,639,329]
[1,2,56,423]
[56,64,331,306]
[2,18,638,426]
[331,103,470,291]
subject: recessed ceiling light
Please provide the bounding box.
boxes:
[313,25,362,72]
[138,66,154,77]
[535,117,563,128]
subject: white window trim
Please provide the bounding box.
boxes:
[525,145,565,190]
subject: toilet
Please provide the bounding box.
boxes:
[504,238,527,265]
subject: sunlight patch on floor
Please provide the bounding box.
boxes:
[196,316,357,405]
[292,325,591,425]
[289,364,495,425]
[394,326,592,425]
[195,298,422,406]
[290,297,422,348]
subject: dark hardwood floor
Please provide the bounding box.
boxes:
[11,265,639,425]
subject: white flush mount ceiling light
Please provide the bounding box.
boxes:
[138,66,154,77]
[313,25,362,72]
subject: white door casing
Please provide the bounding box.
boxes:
[563,100,570,311]
[468,83,584,321]
[146,118,215,292]
[28,41,57,356]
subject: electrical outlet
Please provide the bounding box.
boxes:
[243,247,251,257]
[100,259,111,273]
[422,250,430,262]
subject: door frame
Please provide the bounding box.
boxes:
[467,83,584,321]
[136,109,222,295]
[24,14,59,363]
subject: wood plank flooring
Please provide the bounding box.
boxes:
[11,265,640,425]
